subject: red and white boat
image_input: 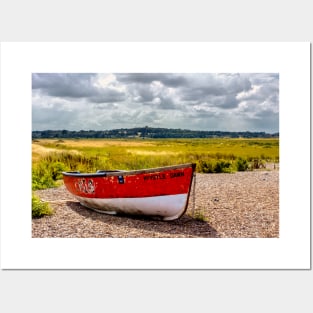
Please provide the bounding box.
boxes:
[62,163,196,220]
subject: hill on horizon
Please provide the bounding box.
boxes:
[32,127,279,139]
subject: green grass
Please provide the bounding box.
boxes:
[32,138,279,190]
[32,194,54,218]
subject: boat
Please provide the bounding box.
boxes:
[62,163,196,221]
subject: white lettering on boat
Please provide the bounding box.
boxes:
[75,178,95,194]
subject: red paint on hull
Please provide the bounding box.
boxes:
[63,163,196,199]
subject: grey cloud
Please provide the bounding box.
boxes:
[160,75,188,87]
[179,74,251,110]
[254,109,278,119]
[237,74,279,116]
[89,89,126,103]
[32,73,96,98]
[127,77,181,109]
[225,74,251,94]
[153,96,178,110]
[32,106,79,130]
[215,95,239,109]
[116,73,188,87]
[32,73,279,132]
[181,86,225,101]
[248,110,279,133]
[32,73,126,103]
[131,84,155,102]
[247,73,279,85]
[116,73,160,84]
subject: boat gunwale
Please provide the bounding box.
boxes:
[62,163,196,178]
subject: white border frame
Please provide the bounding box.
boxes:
[0,42,310,269]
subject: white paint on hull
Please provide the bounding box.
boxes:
[74,194,189,221]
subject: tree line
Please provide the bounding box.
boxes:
[32,127,279,139]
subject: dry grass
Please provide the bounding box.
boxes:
[126,149,180,156]
[32,143,81,162]
[38,139,155,148]
[32,144,59,161]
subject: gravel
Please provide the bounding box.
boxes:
[32,169,279,238]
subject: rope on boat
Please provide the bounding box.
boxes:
[191,173,196,218]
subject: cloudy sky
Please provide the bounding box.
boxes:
[32,73,279,133]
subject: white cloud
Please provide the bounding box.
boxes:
[32,73,279,133]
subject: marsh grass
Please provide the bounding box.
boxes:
[32,138,279,190]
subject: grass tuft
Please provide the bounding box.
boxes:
[192,209,208,222]
[32,194,53,218]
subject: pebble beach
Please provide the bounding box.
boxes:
[32,169,279,238]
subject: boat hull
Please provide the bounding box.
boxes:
[63,163,196,220]
[75,194,188,221]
